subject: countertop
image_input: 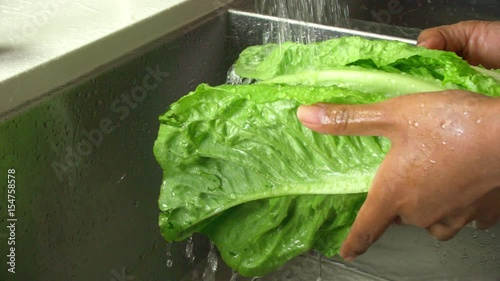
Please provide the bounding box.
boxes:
[0,0,228,116]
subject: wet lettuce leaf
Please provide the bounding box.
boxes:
[235,36,500,95]
[154,37,500,277]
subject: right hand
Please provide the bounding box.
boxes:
[417,20,500,69]
[297,90,500,261]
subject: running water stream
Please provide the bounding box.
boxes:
[255,0,349,44]
[227,0,350,84]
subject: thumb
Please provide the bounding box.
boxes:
[417,21,500,69]
[417,27,448,50]
[417,21,474,53]
[297,103,392,137]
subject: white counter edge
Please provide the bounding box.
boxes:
[0,0,228,116]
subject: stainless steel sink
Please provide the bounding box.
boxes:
[0,3,499,281]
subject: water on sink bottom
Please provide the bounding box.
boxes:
[182,251,388,281]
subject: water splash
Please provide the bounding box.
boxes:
[185,235,195,263]
[226,66,253,85]
[229,271,239,281]
[202,242,219,281]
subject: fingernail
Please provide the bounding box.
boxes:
[297,104,325,124]
[417,40,427,47]
[343,256,357,263]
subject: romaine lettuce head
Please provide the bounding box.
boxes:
[154,37,500,277]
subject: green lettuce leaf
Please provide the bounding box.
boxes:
[154,83,389,276]
[154,37,500,277]
[235,36,500,96]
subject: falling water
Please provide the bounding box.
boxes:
[166,242,173,268]
[255,0,349,44]
[202,242,219,281]
[226,0,350,83]
[185,235,196,263]
[317,252,323,281]
[229,271,240,281]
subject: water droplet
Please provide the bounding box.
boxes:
[441,120,452,129]
[117,174,126,184]
[477,119,482,124]
[166,259,173,267]
[166,243,172,257]
[429,159,437,164]
[481,254,488,264]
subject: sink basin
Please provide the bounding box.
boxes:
[0,4,499,281]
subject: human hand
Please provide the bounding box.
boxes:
[417,20,500,69]
[297,90,500,261]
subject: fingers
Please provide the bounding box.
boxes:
[418,21,500,69]
[413,185,499,238]
[475,219,498,230]
[427,223,457,241]
[340,193,397,261]
[427,214,472,241]
[340,169,398,261]
[297,103,393,137]
[467,219,495,230]
[417,22,470,53]
[474,186,500,229]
